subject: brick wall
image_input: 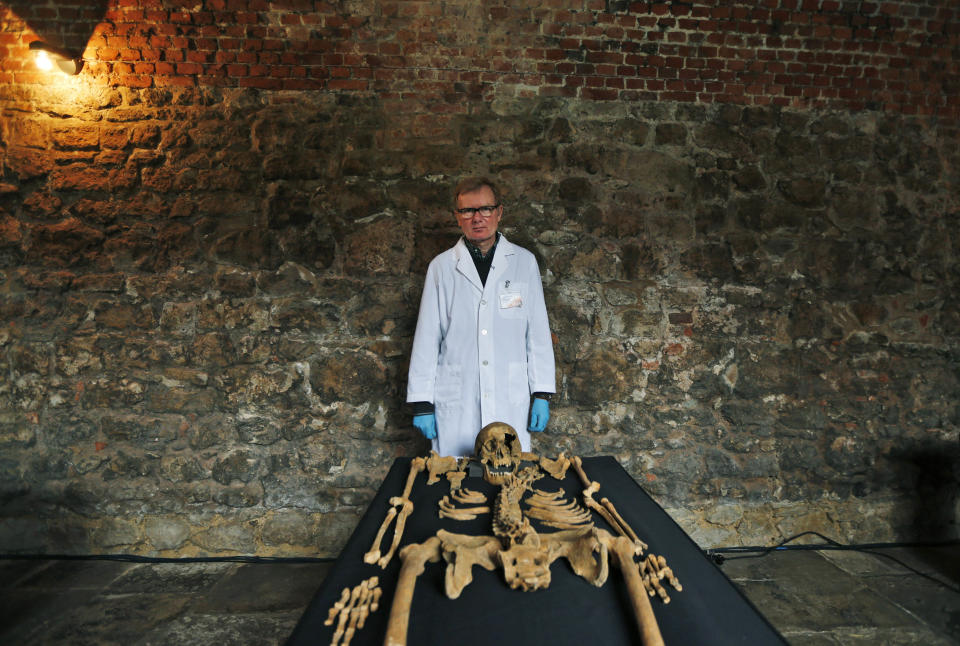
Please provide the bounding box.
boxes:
[0,1,958,556]
[2,1,958,115]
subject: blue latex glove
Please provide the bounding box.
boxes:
[528,398,550,432]
[413,413,437,440]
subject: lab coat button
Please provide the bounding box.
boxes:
[481,329,488,335]
[482,360,489,366]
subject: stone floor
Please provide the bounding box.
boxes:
[0,545,957,645]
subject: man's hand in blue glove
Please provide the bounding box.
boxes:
[413,413,437,440]
[528,398,550,432]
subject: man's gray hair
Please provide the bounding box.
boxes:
[452,176,500,209]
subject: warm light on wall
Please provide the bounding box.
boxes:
[29,40,83,75]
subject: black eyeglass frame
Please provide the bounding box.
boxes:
[454,204,501,218]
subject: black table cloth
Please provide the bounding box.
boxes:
[287,456,786,645]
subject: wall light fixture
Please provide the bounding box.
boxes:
[29,40,83,75]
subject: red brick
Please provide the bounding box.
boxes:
[116,74,153,88]
[328,79,368,90]
[581,87,619,100]
[176,62,203,75]
[237,76,282,89]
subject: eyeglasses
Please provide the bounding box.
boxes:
[455,204,500,219]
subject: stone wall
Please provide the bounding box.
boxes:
[0,1,958,556]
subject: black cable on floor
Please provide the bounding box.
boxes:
[0,553,336,564]
[706,531,960,594]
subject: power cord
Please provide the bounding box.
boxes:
[706,531,960,594]
[0,553,336,564]
[4,534,957,593]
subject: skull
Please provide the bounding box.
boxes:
[474,422,522,485]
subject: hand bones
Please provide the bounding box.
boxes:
[324,576,381,646]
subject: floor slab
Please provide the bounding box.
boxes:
[0,548,956,645]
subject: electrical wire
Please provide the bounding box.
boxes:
[4,534,957,593]
[706,531,960,594]
[0,553,335,564]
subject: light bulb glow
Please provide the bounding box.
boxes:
[35,49,54,71]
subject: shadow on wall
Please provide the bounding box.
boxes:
[891,441,960,543]
[6,0,108,59]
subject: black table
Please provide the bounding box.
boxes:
[287,457,786,645]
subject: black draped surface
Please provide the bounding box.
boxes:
[286,456,787,645]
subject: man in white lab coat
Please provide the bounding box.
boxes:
[406,177,556,457]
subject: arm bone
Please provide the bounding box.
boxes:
[364,458,426,567]
[571,457,643,548]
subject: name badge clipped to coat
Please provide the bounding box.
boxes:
[499,280,523,309]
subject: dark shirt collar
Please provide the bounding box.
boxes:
[463,232,501,261]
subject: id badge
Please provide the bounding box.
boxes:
[499,292,523,309]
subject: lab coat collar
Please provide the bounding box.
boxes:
[455,235,516,292]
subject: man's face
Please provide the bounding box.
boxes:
[455,186,502,248]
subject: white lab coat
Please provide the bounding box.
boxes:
[407,235,556,457]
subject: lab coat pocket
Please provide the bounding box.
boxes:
[508,362,528,405]
[434,364,462,407]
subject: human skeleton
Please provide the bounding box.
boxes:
[332,422,681,646]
